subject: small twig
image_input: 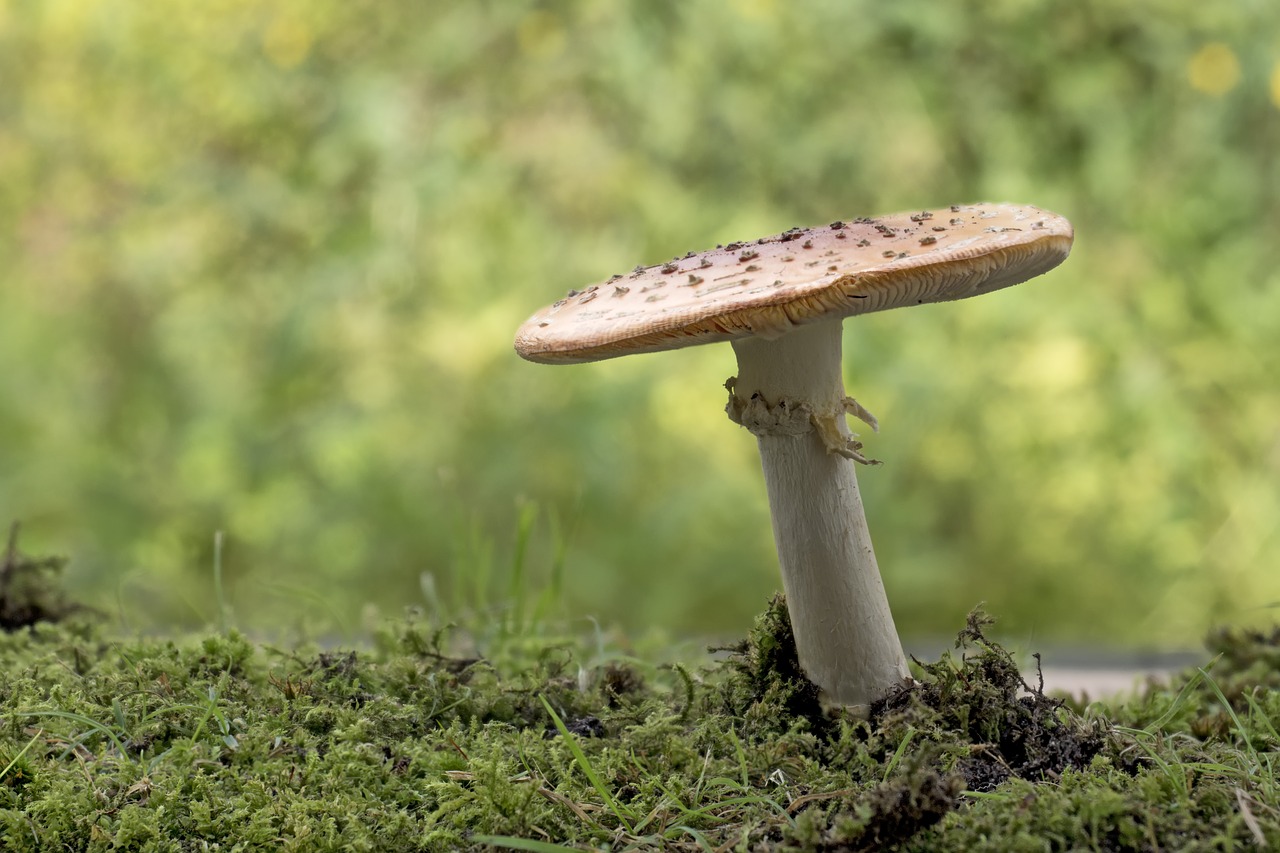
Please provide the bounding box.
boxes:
[786,788,855,814]
[0,521,20,604]
[1236,787,1266,847]
[212,531,227,634]
[537,783,600,825]
[2,521,18,571]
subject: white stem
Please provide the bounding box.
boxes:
[729,319,909,707]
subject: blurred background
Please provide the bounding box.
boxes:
[2,0,1277,649]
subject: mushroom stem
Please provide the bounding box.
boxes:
[728,318,909,707]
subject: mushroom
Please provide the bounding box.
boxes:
[514,202,1074,707]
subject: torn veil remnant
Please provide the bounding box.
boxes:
[515,203,1074,708]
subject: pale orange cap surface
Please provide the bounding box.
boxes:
[515,202,1073,364]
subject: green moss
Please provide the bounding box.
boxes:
[0,582,1278,849]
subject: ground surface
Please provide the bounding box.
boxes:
[1,543,1278,850]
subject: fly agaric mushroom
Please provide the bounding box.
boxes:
[515,202,1074,707]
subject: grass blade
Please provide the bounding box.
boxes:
[0,730,44,781]
[17,710,135,766]
[213,530,229,634]
[883,727,916,782]
[507,501,539,634]
[1142,666,1209,734]
[539,694,634,834]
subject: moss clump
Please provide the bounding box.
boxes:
[708,593,829,739]
[0,524,79,631]
[871,610,1108,792]
[1199,624,1280,714]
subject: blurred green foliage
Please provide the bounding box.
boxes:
[1,0,1278,646]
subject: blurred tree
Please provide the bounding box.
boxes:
[0,0,1277,645]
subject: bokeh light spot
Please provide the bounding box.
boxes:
[732,0,778,20]
[263,14,312,69]
[1011,335,1095,392]
[517,11,565,60]
[1186,42,1241,96]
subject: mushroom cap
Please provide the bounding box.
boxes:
[515,202,1073,364]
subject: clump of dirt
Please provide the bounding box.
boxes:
[0,522,80,630]
[851,761,965,851]
[600,661,645,707]
[783,752,966,851]
[544,714,605,739]
[871,610,1108,792]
